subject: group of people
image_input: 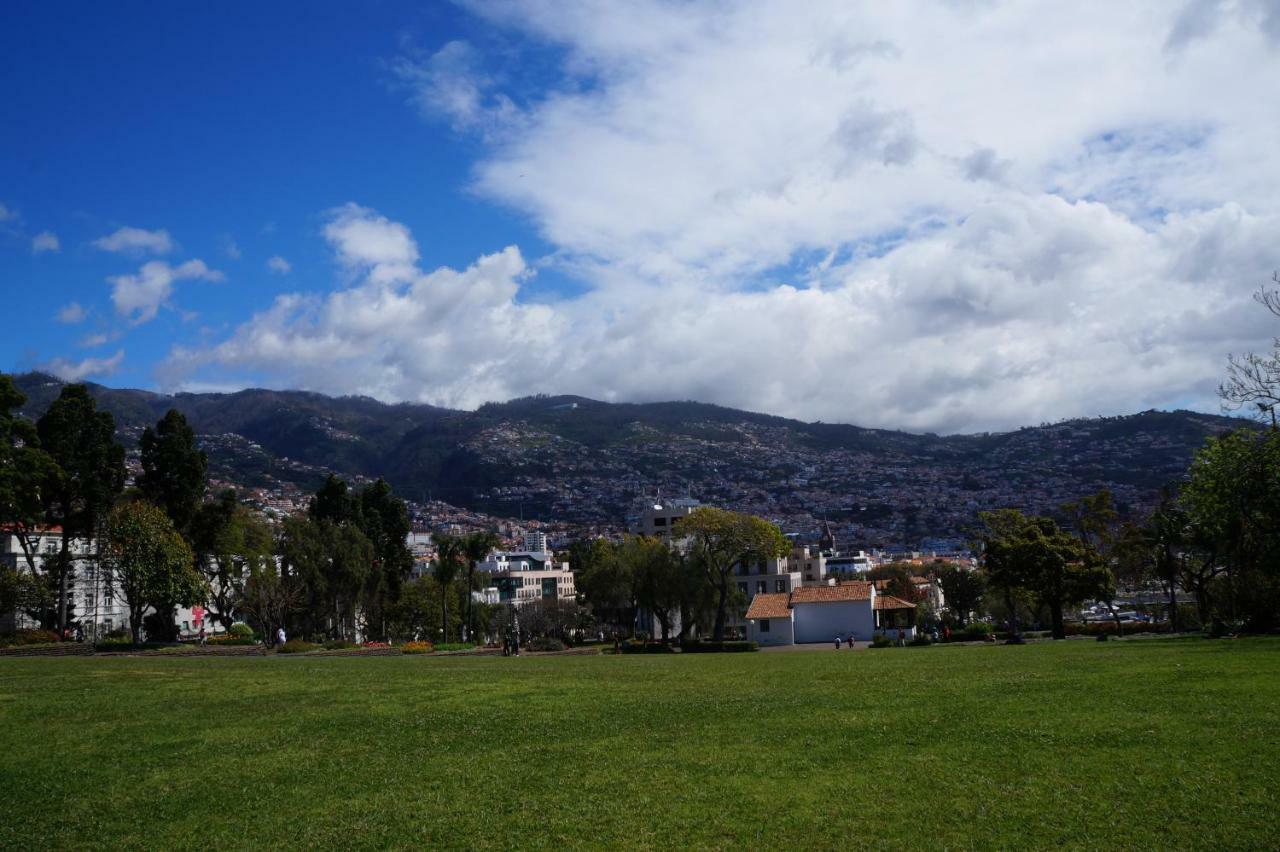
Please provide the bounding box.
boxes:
[501,631,521,656]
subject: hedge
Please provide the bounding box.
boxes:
[679,639,758,653]
[620,640,675,654]
[277,639,320,654]
[0,629,61,648]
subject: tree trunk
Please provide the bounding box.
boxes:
[712,581,728,642]
[464,566,474,642]
[56,537,71,637]
[1167,577,1178,632]
[1050,602,1065,640]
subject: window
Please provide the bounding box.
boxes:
[738,582,748,596]
[652,517,666,527]
[775,579,786,593]
[760,619,770,633]
[756,581,767,594]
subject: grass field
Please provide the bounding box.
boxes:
[2,638,1277,850]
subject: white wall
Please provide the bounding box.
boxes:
[793,600,878,643]
[748,615,794,646]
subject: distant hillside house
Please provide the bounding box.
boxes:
[745,582,917,646]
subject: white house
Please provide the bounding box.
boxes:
[745,581,917,646]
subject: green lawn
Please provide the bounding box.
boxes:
[2,639,1277,850]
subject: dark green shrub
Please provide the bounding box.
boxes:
[679,639,757,653]
[433,642,476,652]
[871,634,893,648]
[620,640,674,654]
[95,635,136,650]
[909,634,932,646]
[528,637,567,652]
[322,639,358,650]
[0,629,62,647]
[228,622,254,637]
[277,639,319,654]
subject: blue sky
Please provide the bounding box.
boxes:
[3,1,1279,432]
[1,2,554,387]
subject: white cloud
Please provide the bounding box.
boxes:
[0,203,16,222]
[43,350,125,382]
[168,3,1280,431]
[92,226,176,255]
[224,239,242,260]
[109,259,224,324]
[31,231,60,254]
[56,302,87,324]
[79,332,110,348]
[266,255,292,274]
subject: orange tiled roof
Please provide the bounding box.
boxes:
[745,592,791,620]
[874,595,917,610]
[790,582,872,603]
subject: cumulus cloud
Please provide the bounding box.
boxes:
[109,259,223,324]
[266,255,292,274]
[43,350,125,382]
[79,332,110,348]
[31,231,60,253]
[92,226,175,255]
[55,302,86,324]
[167,3,1280,432]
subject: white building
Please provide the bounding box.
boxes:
[745,581,917,646]
[1,527,227,641]
[478,548,576,607]
[521,531,548,553]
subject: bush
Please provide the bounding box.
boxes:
[401,640,433,654]
[277,639,319,654]
[1064,621,1171,638]
[620,640,674,654]
[228,622,254,637]
[946,622,995,642]
[208,634,256,646]
[322,639,359,650]
[0,629,62,647]
[870,634,894,649]
[95,635,136,650]
[528,637,566,652]
[433,643,476,652]
[679,639,758,653]
[909,634,932,646]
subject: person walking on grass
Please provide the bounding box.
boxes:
[276,626,286,647]
[897,627,906,647]
[834,634,841,650]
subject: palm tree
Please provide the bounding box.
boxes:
[462,531,501,642]
[433,534,464,642]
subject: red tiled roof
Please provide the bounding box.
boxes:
[790,582,872,603]
[745,592,791,620]
[874,595,917,610]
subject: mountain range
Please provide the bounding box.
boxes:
[10,372,1251,542]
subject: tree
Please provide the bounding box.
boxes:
[0,375,58,587]
[937,564,985,626]
[309,474,356,525]
[432,533,464,642]
[866,563,921,602]
[1061,490,1127,634]
[461,530,501,642]
[675,507,790,641]
[574,538,635,635]
[37,384,126,635]
[240,559,304,647]
[354,478,413,640]
[979,509,1111,640]
[138,409,208,537]
[103,501,202,644]
[1220,272,1280,427]
[626,535,684,641]
[1180,428,1280,630]
[190,490,273,629]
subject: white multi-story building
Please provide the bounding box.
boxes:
[521,531,548,553]
[477,548,576,607]
[1,527,226,640]
[631,498,703,541]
